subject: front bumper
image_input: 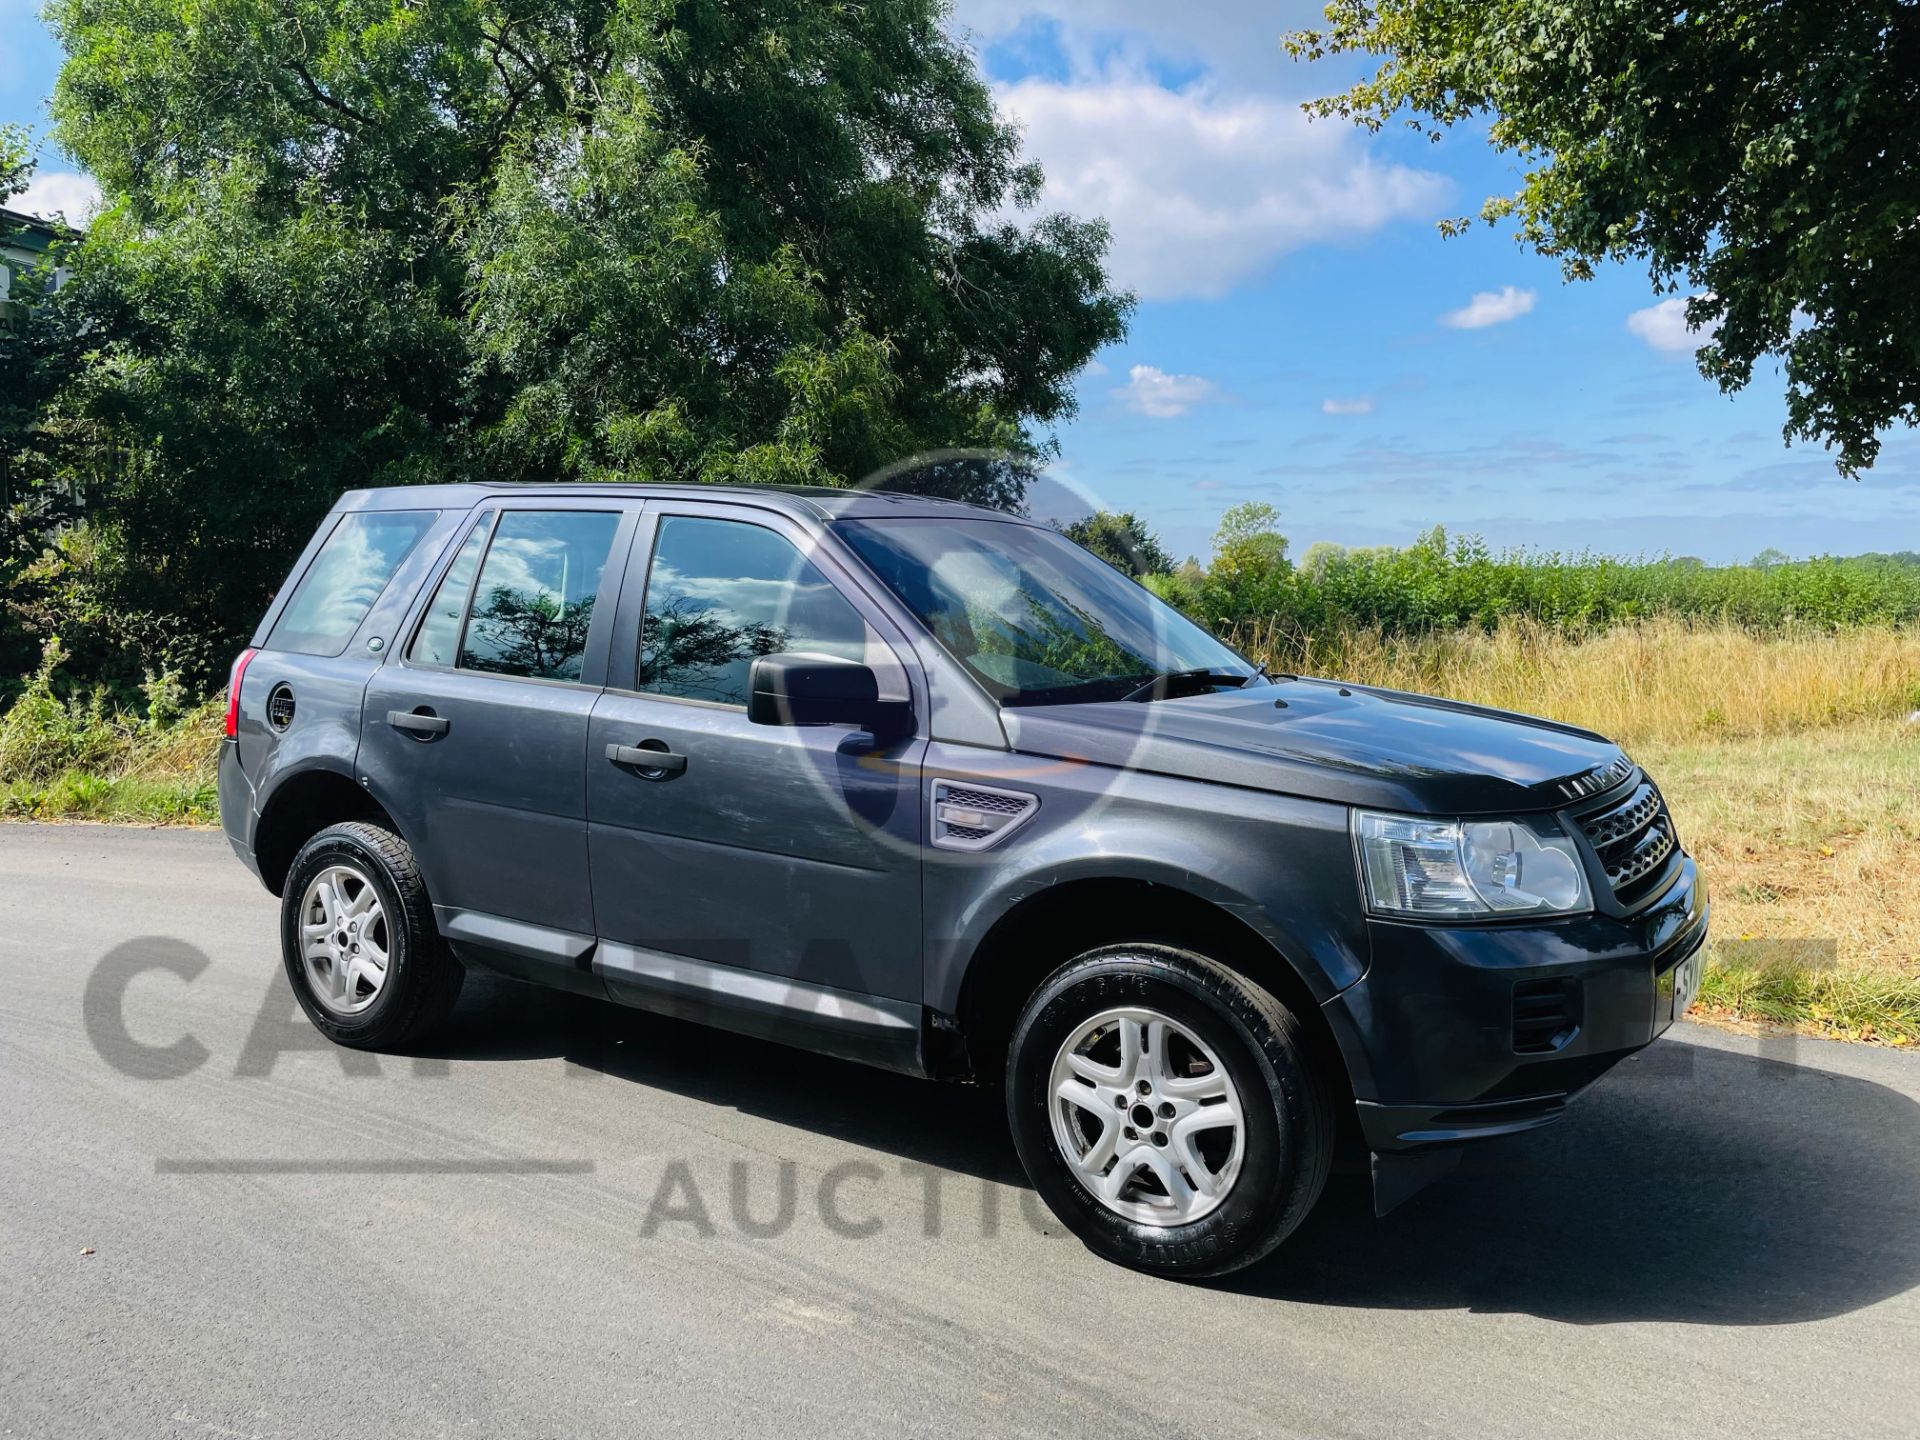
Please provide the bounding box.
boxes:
[1326,854,1708,1153]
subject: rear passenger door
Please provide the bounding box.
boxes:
[585,503,927,1029]
[361,499,637,987]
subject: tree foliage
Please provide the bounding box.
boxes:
[0,124,30,199]
[1059,510,1171,578]
[1148,518,1920,645]
[1288,1,1920,475]
[32,0,1130,682]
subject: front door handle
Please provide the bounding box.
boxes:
[606,742,688,778]
[387,709,450,739]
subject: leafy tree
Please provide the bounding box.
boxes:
[1212,502,1289,575]
[0,126,103,686]
[42,0,1131,681]
[1197,501,1292,623]
[2,122,36,520]
[1060,510,1172,578]
[1288,1,1920,474]
[0,124,30,200]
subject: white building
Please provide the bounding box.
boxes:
[1,205,74,322]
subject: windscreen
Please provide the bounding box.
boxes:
[836,517,1254,705]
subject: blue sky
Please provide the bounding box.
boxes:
[7,0,1917,564]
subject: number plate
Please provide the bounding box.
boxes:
[1667,946,1703,1026]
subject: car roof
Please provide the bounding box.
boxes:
[336,481,1035,524]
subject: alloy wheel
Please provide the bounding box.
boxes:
[1048,1006,1246,1226]
[298,863,391,1016]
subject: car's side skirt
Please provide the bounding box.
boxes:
[595,940,926,1076]
[433,905,926,1075]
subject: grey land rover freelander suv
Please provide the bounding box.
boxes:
[218,482,1709,1277]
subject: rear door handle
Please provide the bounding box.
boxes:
[387,709,450,739]
[606,742,688,777]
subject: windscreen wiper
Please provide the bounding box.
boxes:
[1123,669,1254,703]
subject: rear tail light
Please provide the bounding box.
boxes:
[224,648,258,739]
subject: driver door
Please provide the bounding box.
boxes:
[584,502,928,1062]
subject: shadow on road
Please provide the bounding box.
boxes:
[412,974,1026,1184]
[422,974,1920,1327]
[1230,1038,1920,1325]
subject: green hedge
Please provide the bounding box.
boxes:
[1148,526,1920,639]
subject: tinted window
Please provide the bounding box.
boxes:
[409,512,492,667]
[837,517,1253,705]
[459,511,621,682]
[268,511,436,656]
[637,517,877,706]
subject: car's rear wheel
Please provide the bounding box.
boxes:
[1007,944,1332,1277]
[280,821,462,1049]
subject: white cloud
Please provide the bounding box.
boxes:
[1118,364,1222,418]
[1321,396,1374,416]
[12,171,101,225]
[1440,285,1536,330]
[997,78,1449,301]
[1627,295,1719,353]
[1080,357,1110,377]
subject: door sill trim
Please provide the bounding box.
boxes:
[595,941,925,1075]
[434,906,605,998]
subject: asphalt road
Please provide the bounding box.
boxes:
[3,824,1917,1439]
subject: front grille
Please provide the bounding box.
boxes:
[1577,779,1677,904]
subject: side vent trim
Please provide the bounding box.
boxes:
[930,779,1039,853]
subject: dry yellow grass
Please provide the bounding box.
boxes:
[1247,618,1920,750]
[1639,725,1920,1044]
[1641,725,1920,974]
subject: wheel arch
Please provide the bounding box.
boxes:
[949,876,1359,1113]
[253,765,408,897]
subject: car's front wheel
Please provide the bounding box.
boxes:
[280,821,463,1049]
[1007,944,1333,1277]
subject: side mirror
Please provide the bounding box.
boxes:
[748,654,913,736]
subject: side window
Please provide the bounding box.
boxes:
[637,516,891,707]
[458,510,622,682]
[409,511,493,667]
[268,510,437,657]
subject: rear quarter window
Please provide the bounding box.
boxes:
[267,511,438,656]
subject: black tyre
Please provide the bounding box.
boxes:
[1006,944,1333,1277]
[280,821,463,1049]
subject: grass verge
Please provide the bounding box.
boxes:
[1696,961,1919,1047]
[1,767,219,824]
[1638,723,1920,1046]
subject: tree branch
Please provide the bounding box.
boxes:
[284,58,373,129]
[482,25,566,113]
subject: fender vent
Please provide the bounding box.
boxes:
[931,780,1038,853]
[266,683,296,732]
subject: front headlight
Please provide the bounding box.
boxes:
[1354,809,1593,920]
